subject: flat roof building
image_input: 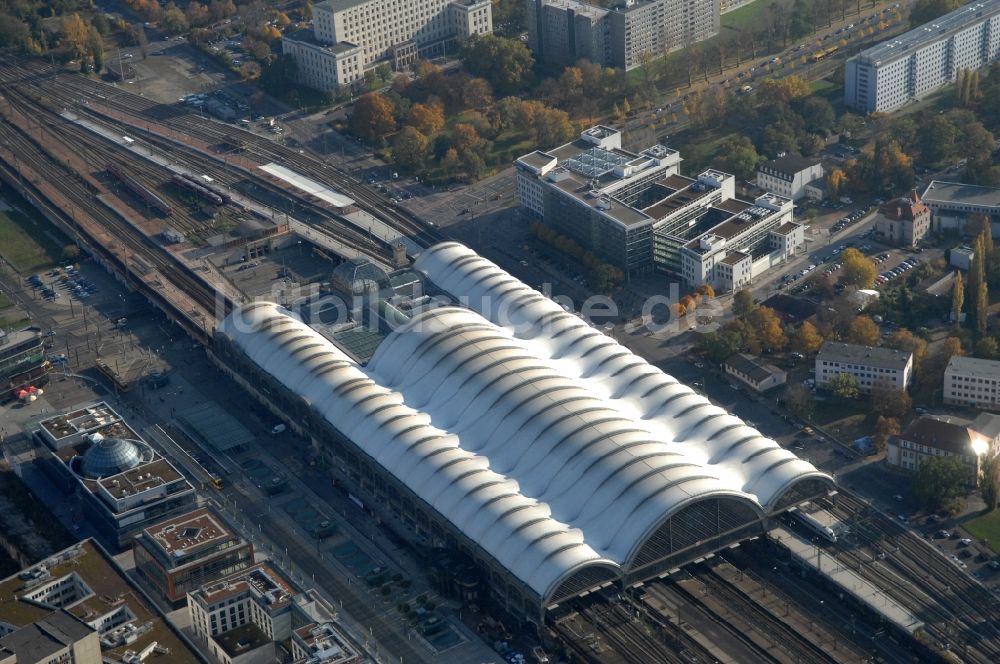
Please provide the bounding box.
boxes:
[945,355,1000,410]
[212,242,833,629]
[0,539,201,663]
[815,342,913,394]
[134,508,255,606]
[188,564,356,664]
[527,0,719,70]
[921,180,1000,235]
[515,126,803,284]
[283,0,492,91]
[756,155,824,201]
[34,402,197,551]
[844,0,1000,113]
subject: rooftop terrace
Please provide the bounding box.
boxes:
[0,540,199,663]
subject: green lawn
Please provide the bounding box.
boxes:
[965,510,1000,553]
[0,207,64,273]
[721,0,770,31]
[0,292,12,309]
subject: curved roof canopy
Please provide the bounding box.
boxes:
[219,242,832,601]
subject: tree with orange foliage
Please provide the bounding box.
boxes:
[351,93,397,143]
[407,102,445,135]
[61,14,89,58]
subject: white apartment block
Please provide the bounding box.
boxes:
[815,342,913,394]
[189,564,305,664]
[527,0,719,70]
[282,0,492,91]
[844,0,1000,113]
[756,155,824,201]
[944,355,1000,410]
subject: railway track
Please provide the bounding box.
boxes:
[17,63,443,248]
[690,562,856,664]
[0,79,228,337]
[0,61,394,265]
[554,597,710,664]
[817,493,1000,663]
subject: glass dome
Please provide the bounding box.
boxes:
[331,257,389,296]
[79,433,152,479]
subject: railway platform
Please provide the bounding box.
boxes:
[770,526,924,634]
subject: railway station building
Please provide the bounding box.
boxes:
[212,242,834,629]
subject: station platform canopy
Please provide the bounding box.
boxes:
[178,402,255,452]
[259,163,355,209]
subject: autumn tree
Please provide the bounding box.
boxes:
[407,102,444,135]
[86,28,104,72]
[976,280,989,339]
[392,126,429,170]
[783,383,814,419]
[976,337,999,359]
[460,34,534,94]
[840,248,877,289]
[951,270,965,321]
[758,75,811,103]
[712,136,761,182]
[828,373,860,400]
[733,289,755,317]
[911,455,968,512]
[462,77,494,109]
[161,3,189,33]
[352,93,397,144]
[239,61,262,80]
[451,123,483,154]
[886,328,929,374]
[848,316,881,346]
[827,168,847,197]
[873,416,900,454]
[748,306,787,350]
[61,14,89,58]
[534,108,574,147]
[791,321,824,355]
[981,453,1000,511]
[872,379,912,419]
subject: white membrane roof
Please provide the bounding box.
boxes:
[219,242,830,600]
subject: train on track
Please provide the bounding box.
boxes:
[170,173,227,206]
[105,162,172,216]
[791,502,841,543]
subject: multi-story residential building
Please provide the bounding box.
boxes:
[922,180,1000,235]
[724,353,787,392]
[755,155,824,201]
[815,341,913,394]
[515,126,804,285]
[844,0,1000,113]
[282,0,492,91]
[0,539,201,664]
[0,326,48,398]
[874,190,931,247]
[188,563,359,664]
[886,414,997,484]
[134,507,255,606]
[34,402,197,550]
[944,355,1000,410]
[527,0,719,70]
